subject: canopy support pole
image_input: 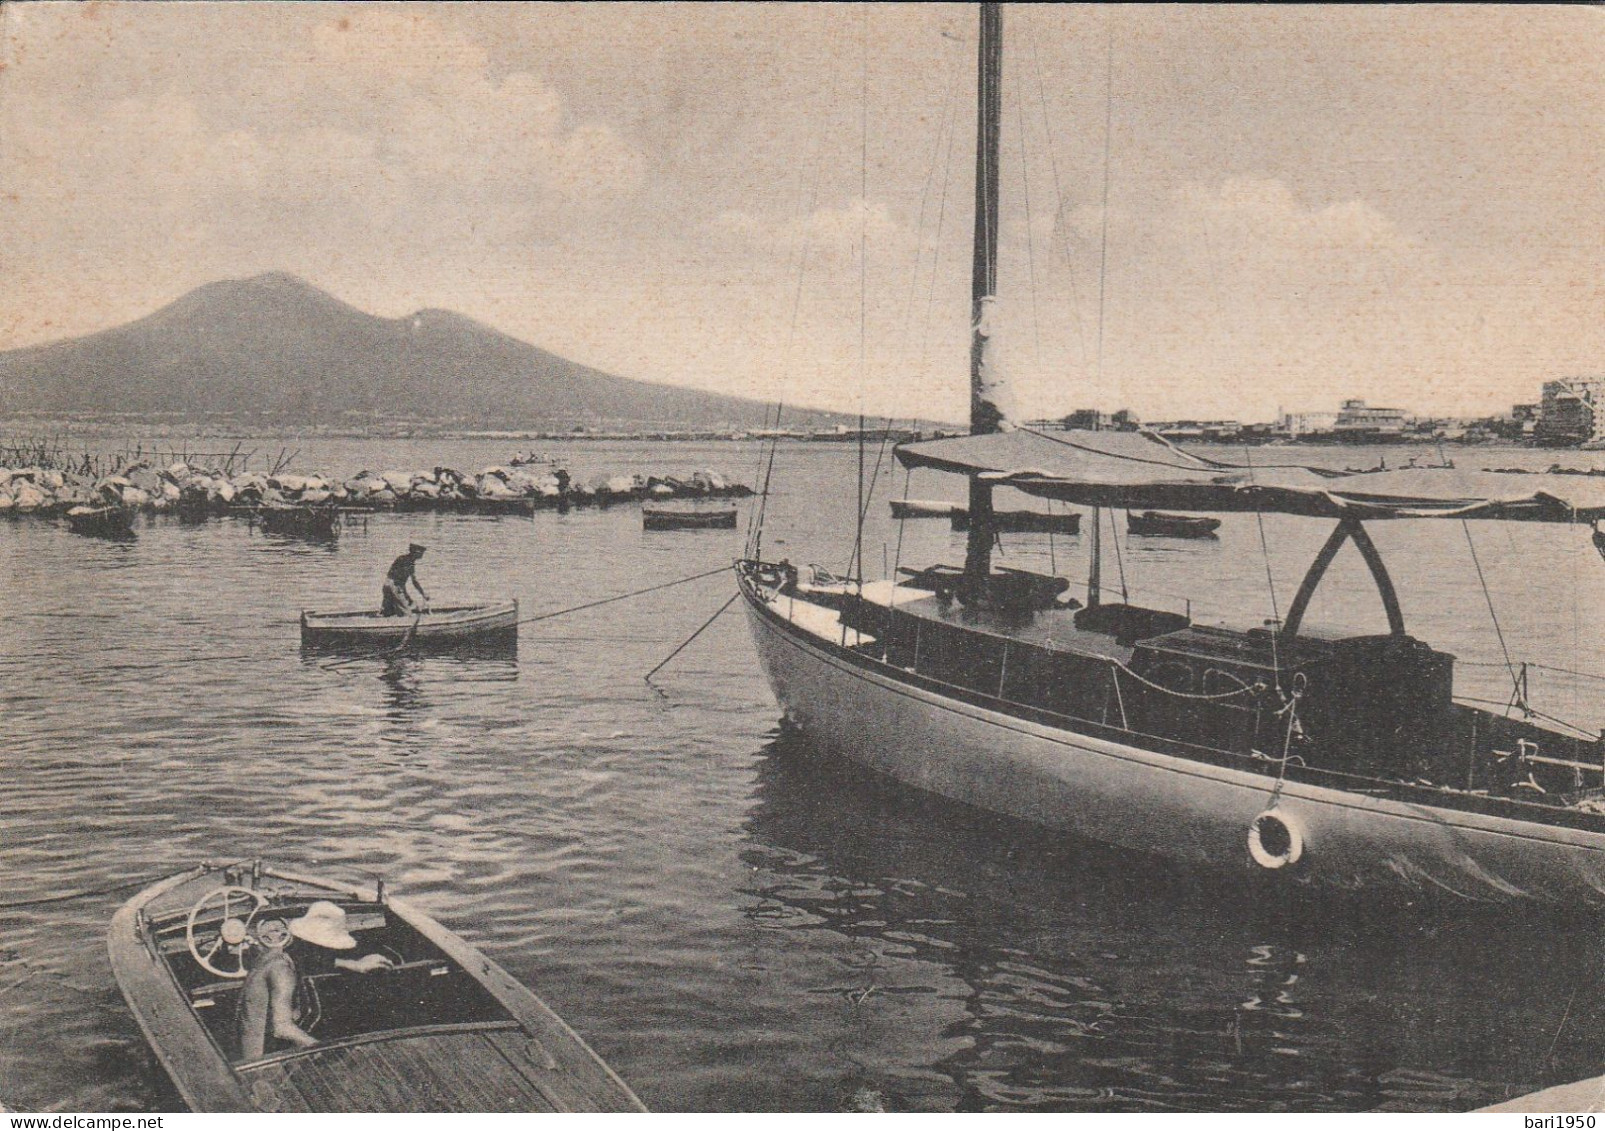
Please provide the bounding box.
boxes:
[1282,515,1405,638]
[1088,505,1103,608]
[963,477,995,595]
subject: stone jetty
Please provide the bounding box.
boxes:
[0,460,752,518]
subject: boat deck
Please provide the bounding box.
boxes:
[853,579,1136,662]
[237,1025,601,1112]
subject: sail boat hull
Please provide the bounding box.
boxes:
[740,573,1605,908]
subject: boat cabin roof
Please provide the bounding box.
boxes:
[895,428,1605,521]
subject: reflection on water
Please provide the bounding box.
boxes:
[742,729,1605,1112]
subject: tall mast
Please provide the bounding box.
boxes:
[962,2,1011,598]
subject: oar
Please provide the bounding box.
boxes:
[390,607,426,656]
[321,607,425,671]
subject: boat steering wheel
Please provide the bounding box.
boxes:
[186,885,270,979]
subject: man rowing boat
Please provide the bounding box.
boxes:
[381,543,429,616]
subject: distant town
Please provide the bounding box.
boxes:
[8,378,1605,450]
[1034,377,1605,448]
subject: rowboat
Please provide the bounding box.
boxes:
[257,504,340,540]
[642,504,737,531]
[888,499,957,520]
[1126,510,1221,539]
[949,507,1080,535]
[300,601,518,652]
[64,504,137,539]
[108,862,646,1112]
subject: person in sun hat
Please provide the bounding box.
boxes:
[237,901,394,1061]
[381,543,430,616]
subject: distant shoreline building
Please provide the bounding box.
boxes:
[1331,399,1410,441]
[1534,378,1605,448]
[1278,410,1339,439]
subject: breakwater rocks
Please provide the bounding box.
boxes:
[0,461,752,519]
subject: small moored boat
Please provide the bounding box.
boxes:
[257,505,340,540]
[889,499,958,520]
[300,600,518,652]
[65,504,137,539]
[950,507,1080,535]
[642,504,738,531]
[1126,510,1221,538]
[109,862,646,1112]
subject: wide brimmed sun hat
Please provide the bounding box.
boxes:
[287,901,357,950]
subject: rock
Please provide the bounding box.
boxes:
[40,469,66,490]
[301,488,332,504]
[121,486,151,507]
[13,484,45,510]
[127,468,161,494]
[272,474,308,493]
[162,482,182,501]
[382,470,413,492]
[0,493,12,511]
[649,483,675,498]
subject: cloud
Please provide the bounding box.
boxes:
[1170,177,1418,260]
[713,198,913,266]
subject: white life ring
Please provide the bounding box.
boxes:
[1247,809,1305,870]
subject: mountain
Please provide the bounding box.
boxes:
[0,273,855,429]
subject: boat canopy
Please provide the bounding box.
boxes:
[894,429,1605,522]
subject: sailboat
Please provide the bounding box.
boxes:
[738,4,1605,906]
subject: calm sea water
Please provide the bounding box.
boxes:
[4,438,1605,1112]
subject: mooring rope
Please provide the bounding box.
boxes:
[644,592,741,684]
[517,564,732,627]
[0,871,180,913]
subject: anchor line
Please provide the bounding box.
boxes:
[644,592,741,684]
[516,565,732,627]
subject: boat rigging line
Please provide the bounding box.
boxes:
[1461,518,1526,714]
[1094,15,1116,404]
[748,17,849,563]
[1108,505,1130,602]
[1025,8,1089,369]
[515,565,733,628]
[643,592,741,686]
[1240,444,1285,688]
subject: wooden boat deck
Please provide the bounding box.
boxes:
[854,580,1136,662]
[237,1024,618,1112]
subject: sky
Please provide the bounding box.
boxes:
[0,2,1600,424]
